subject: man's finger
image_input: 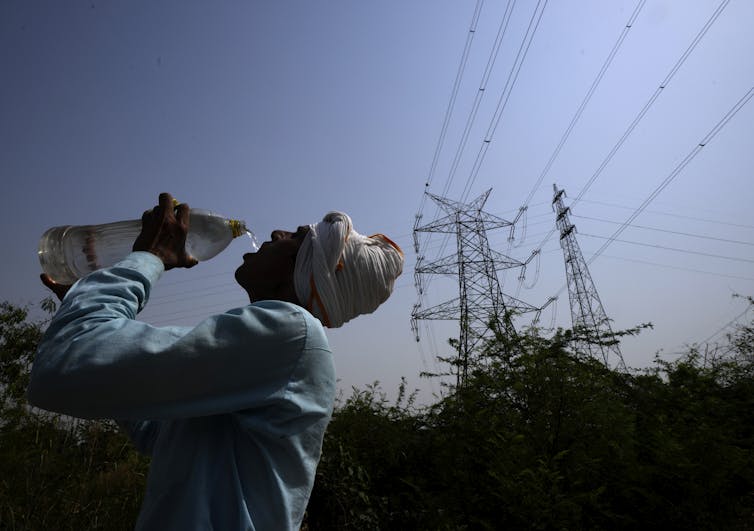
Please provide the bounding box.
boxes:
[158,193,175,220]
[175,203,191,227]
[158,192,172,207]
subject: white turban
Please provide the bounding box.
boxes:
[294,211,404,328]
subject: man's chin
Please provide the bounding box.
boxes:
[234,267,248,290]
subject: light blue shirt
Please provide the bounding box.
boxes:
[28,252,336,530]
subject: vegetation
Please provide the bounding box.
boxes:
[0,302,147,530]
[1,299,753,529]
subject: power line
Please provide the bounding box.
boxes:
[417,0,484,220]
[698,303,752,345]
[460,0,550,203]
[586,84,754,266]
[572,0,730,206]
[151,270,233,289]
[533,0,732,252]
[597,253,754,282]
[513,197,754,232]
[576,198,754,230]
[579,232,754,265]
[521,0,647,208]
[439,0,517,200]
[148,284,242,308]
[572,214,754,247]
[148,271,415,333]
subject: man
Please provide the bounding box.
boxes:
[28,192,403,530]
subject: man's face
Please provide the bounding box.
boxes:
[235,225,310,303]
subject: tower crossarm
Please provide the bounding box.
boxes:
[415,213,512,234]
[411,297,462,321]
[502,292,544,314]
[417,250,524,275]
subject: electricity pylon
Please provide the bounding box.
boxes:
[412,189,540,385]
[552,184,626,370]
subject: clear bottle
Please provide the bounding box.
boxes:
[39,209,257,285]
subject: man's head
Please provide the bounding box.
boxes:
[235,225,310,305]
[235,212,403,327]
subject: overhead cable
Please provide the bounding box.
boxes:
[534,0,732,252]
[521,0,647,208]
[585,84,754,266]
[579,232,754,265]
[697,303,753,345]
[440,0,518,200]
[460,0,550,203]
[573,214,754,247]
[572,0,731,206]
[598,253,754,282]
[416,0,484,221]
[576,198,754,230]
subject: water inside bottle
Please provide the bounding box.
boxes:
[245,230,259,252]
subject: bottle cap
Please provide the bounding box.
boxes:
[229,219,245,238]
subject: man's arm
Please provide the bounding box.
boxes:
[28,251,334,422]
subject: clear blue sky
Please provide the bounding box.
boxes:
[2,1,752,404]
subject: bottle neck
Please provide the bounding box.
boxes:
[229,219,246,238]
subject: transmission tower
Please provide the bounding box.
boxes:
[412,189,541,385]
[552,184,626,370]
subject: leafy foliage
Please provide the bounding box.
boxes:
[0,303,148,530]
[307,308,754,530]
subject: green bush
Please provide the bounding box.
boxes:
[308,312,754,530]
[0,302,149,530]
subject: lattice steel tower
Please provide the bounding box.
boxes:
[412,189,540,385]
[553,184,625,370]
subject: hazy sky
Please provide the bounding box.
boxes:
[2,1,752,404]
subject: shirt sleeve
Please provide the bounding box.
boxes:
[27,252,335,422]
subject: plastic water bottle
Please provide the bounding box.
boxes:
[38,209,258,284]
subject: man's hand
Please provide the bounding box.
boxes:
[133,192,199,270]
[41,274,72,302]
